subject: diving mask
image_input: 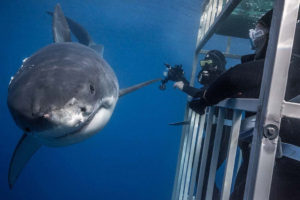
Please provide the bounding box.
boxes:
[249,27,268,49]
[249,28,265,41]
[200,59,213,67]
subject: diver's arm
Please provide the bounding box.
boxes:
[241,54,255,63]
[173,80,204,98]
[182,84,205,98]
[189,60,265,114]
[204,60,264,105]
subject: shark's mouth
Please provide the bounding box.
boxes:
[34,97,98,139]
[53,102,102,140]
[35,96,117,146]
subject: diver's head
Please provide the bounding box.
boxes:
[249,23,269,50]
[197,50,226,86]
[249,10,273,52]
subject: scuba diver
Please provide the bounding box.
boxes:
[160,50,227,199]
[189,10,273,115]
[188,9,300,200]
[159,49,226,97]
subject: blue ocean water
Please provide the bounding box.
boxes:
[0,1,252,199]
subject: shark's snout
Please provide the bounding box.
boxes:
[8,94,95,139]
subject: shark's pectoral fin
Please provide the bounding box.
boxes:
[8,134,42,189]
[168,121,190,126]
[119,78,161,97]
[52,4,71,43]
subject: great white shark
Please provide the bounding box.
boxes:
[7,4,160,188]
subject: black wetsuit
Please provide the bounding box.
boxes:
[200,25,300,200]
[182,84,205,98]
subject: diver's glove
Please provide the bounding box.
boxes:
[188,96,209,115]
[173,81,185,90]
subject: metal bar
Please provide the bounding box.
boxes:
[199,0,213,45]
[199,49,241,59]
[204,0,214,36]
[199,3,210,42]
[220,110,242,200]
[190,53,199,87]
[197,17,204,42]
[172,107,193,200]
[195,0,242,55]
[238,148,243,170]
[282,142,300,161]
[216,0,224,16]
[282,101,300,119]
[216,98,259,112]
[195,107,215,200]
[188,114,206,200]
[179,111,197,200]
[225,37,231,54]
[205,108,225,200]
[197,26,204,48]
[183,114,201,199]
[173,109,194,200]
[213,116,232,127]
[210,0,219,27]
[243,0,300,199]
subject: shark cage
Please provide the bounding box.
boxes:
[171,0,300,199]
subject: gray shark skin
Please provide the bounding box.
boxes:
[8,42,119,146]
[7,4,159,189]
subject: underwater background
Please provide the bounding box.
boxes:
[0,0,251,199]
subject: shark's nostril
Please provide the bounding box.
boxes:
[90,85,95,94]
[80,107,86,112]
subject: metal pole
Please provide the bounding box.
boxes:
[195,107,215,200]
[205,108,225,200]
[220,110,242,200]
[183,114,201,199]
[225,37,231,54]
[243,0,300,199]
[172,108,193,200]
[188,115,206,200]
[179,112,197,200]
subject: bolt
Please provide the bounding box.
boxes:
[263,124,279,140]
[268,127,276,135]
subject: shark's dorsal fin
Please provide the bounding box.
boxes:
[8,134,42,189]
[61,16,104,55]
[47,11,104,56]
[119,78,161,97]
[52,4,71,43]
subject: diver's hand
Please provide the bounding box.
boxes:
[188,98,207,115]
[167,65,185,82]
[173,81,184,90]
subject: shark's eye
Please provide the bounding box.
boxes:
[25,127,31,132]
[90,85,95,94]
